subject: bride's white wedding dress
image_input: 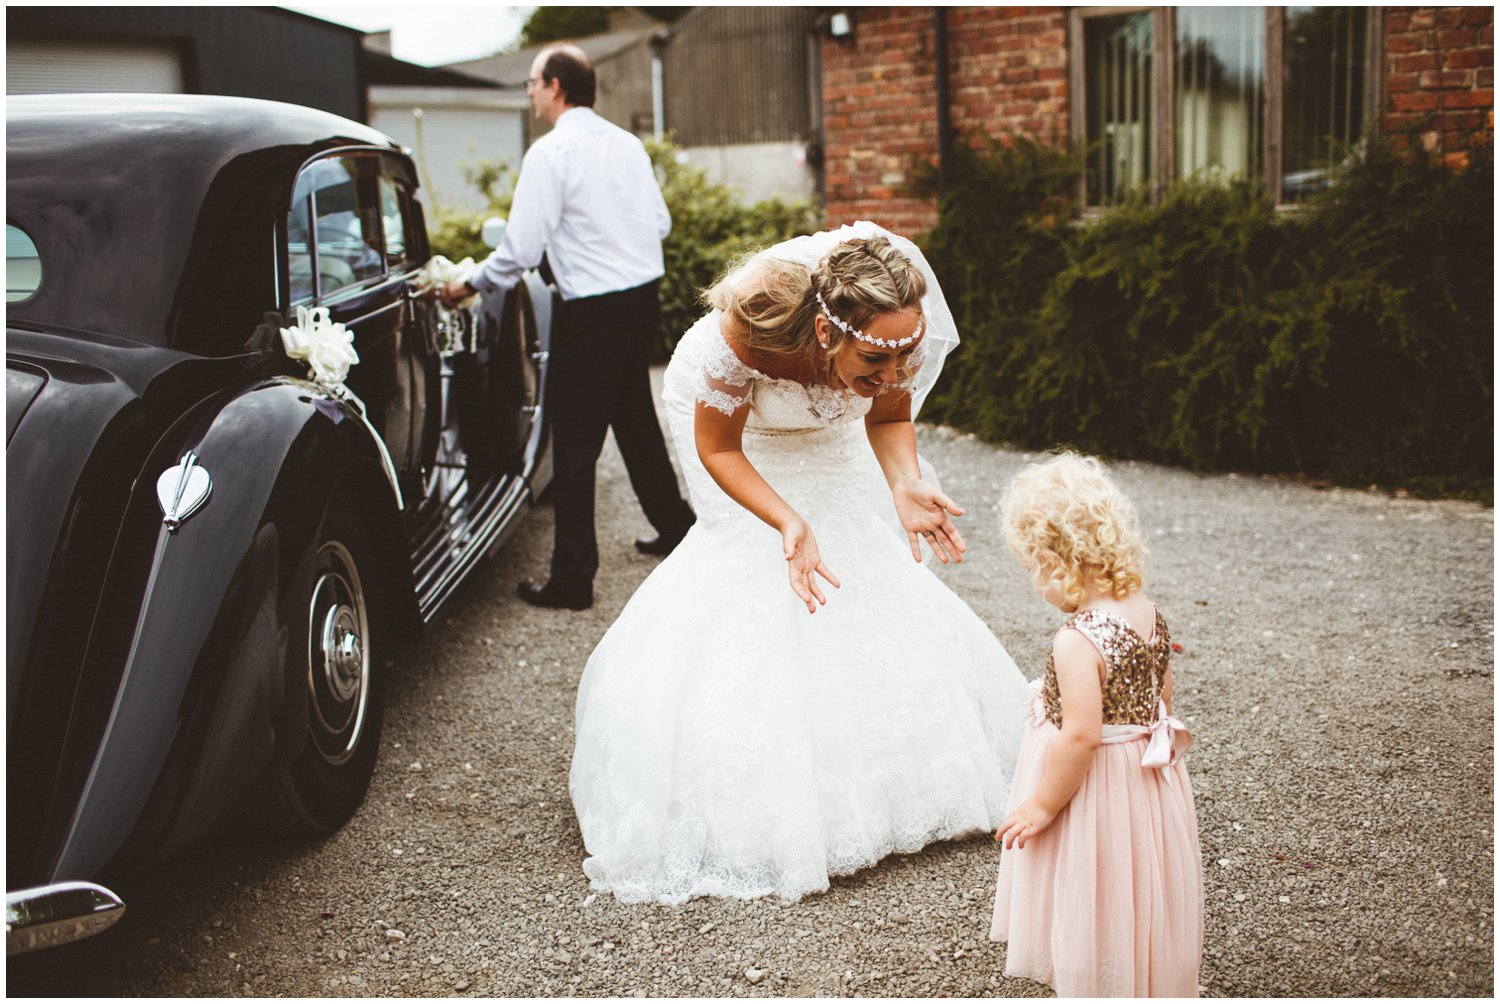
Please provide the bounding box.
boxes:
[569,223,1030,904]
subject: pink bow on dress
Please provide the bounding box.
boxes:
[1140,699,1192,787]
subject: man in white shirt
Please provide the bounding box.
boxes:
[442,44,694,610]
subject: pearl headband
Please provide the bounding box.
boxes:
[814,291,924,349]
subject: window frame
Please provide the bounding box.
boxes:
[374,153,423,274]
[285,148,393,309]
[1068,5,1386,209]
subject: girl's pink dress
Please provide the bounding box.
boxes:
[990,608,1203,997]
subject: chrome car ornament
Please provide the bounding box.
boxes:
[6,881,125,955]
[156,452,212,531]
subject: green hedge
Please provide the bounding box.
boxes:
[426,157,517,265]
[918,134,1493,501]
[428,139,818,362]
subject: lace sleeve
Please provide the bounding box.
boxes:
[695,321,756,416]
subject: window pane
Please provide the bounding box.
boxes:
[1282,6,1368,201]
[294,156,385,299]
[6,224,42,303]
[1176,7,1265,181]
[379,175,408,266]
[1084,12,1155,206]
[287,191,315,303]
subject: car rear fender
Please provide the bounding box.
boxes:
[44,377,414,883]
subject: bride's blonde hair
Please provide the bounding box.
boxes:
[1001,451,1148,607]
[707,235,927,387]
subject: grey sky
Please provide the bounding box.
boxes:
[281,4,535,67]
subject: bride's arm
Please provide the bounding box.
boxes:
[866,390,967,564]
[695,329,840,614]
[694,397,794,533]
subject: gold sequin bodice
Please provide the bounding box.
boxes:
[1040,608,1171,728]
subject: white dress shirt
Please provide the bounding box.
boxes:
[466,107,671,301]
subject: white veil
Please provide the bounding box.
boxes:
[755,220,959,420]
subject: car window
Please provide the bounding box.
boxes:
[288,155,386,303]
[6,224,42,303]
[379,175,409,267]
[287,186,316,303]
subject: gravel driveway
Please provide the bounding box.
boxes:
[8,392,1492,997]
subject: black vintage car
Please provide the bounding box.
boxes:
[5,94,552,952]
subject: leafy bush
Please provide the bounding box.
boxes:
[426,157,517,265]
[917,133,1493,500]
[427,139,818,361]
[916,136,1084,433]
[646,137,819,358]
[1283,138,1492,495]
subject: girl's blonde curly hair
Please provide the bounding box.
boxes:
[1000,451,1147,607]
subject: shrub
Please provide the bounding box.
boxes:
[426,157,517,265]
[914,136,1084,432]
[1282,137,1493,494]
[917,132,1493,500]
[647,138,819,359]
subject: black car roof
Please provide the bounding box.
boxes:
[6,92,403,168]
[6,94,411,355]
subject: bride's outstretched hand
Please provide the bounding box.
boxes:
[894,477,967,564]
[782,516,840,614]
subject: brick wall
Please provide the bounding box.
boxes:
[1385,6,1494,167]
[947,8,1068,140]
[820,8,939,235]
[820,7,1069,233]
[820,7,1494,230]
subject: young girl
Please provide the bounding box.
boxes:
[990,452,1203,997]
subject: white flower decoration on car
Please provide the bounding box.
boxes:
[279,305,359,390]
[415,255,479,309]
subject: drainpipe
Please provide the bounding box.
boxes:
[650,31,667,141]
[934,7,952,196]
[810,21,826,210]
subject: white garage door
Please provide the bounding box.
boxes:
[7,40,184,95]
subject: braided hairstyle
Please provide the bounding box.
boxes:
[708,235,926,388]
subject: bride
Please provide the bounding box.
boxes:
[569,222,1030,903]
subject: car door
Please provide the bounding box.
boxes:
[286,151,432,504]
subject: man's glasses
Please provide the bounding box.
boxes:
[525,76,548,94]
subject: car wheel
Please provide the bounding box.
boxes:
[265,508,384,834]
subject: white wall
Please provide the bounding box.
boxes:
[678,141,817,206]
[369,86,529,214]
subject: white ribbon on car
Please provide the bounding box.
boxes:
[415,255,479,308]
[279,305,359,391]
[414,255,480,354]
[275,306,401,507]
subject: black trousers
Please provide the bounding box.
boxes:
[546,280,695,588]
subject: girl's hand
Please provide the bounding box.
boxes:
[994,799,1057,850]
[893,477,967,564]
[781,516,840,614]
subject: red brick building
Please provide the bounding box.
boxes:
[820,6,1493,232]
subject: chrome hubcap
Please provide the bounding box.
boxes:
[322,605,363,702]
[307,540,369,766]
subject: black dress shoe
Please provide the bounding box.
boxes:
[516,578,592,610]
[635,531,688,556]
